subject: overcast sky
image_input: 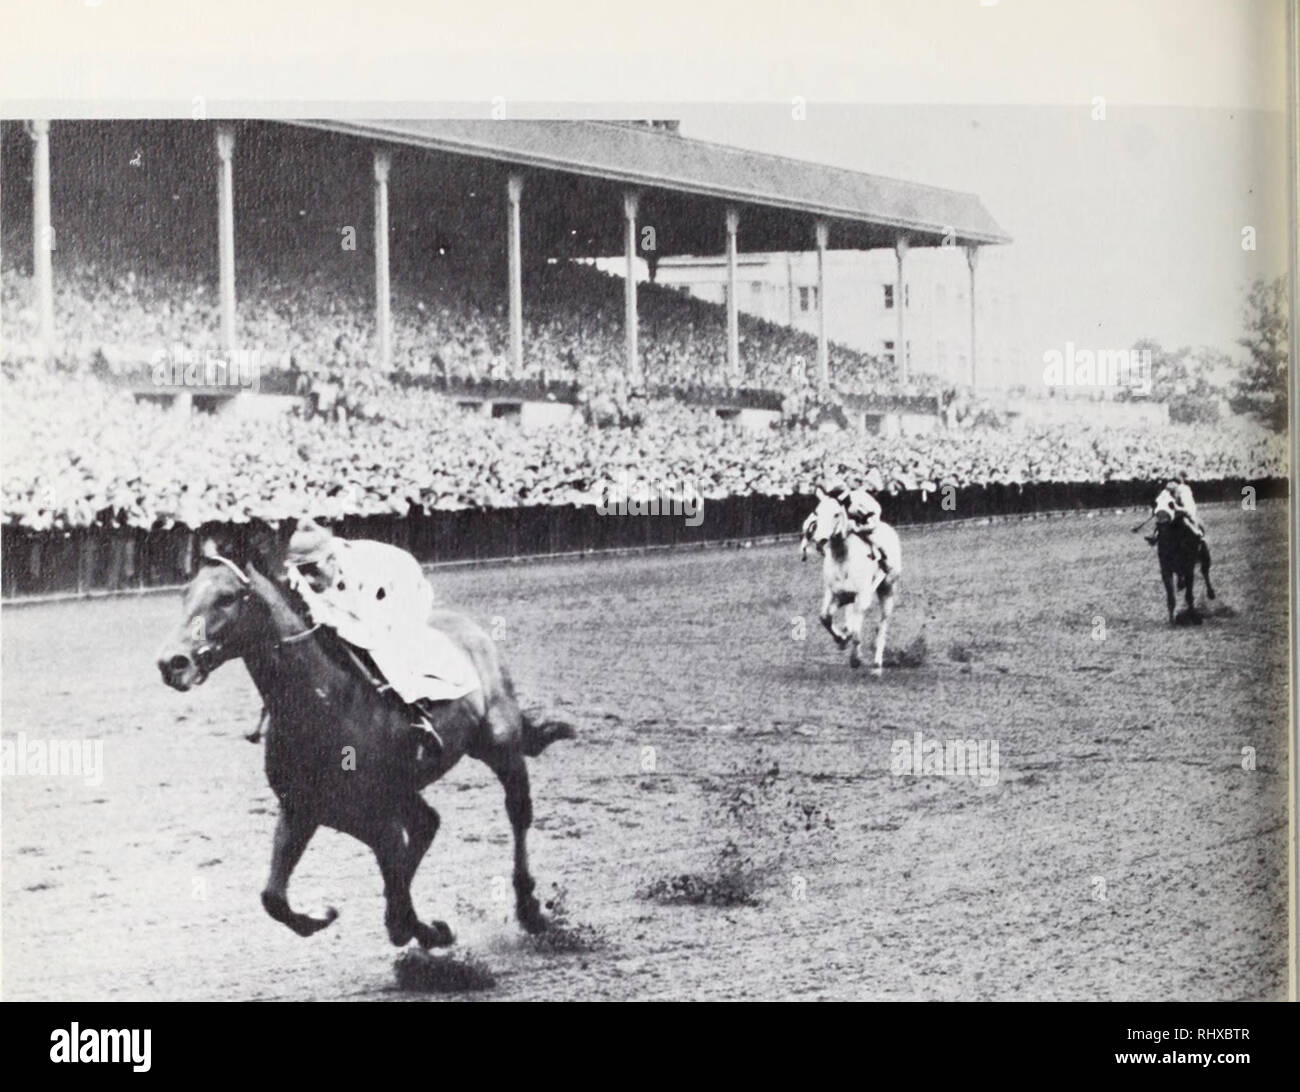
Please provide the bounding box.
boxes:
[682,103,1289,381]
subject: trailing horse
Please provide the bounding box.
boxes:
[1153,504,1215,624]
[801,490,900,675]
[155,527,573,948]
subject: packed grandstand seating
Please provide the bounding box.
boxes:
[1,357,1287,531]
[2,240,1289,534]
[1,250,914,406]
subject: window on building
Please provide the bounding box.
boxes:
[883,284,894,310]
[882,340,895,365]
[904,283,910,308]
[799,286,819,313]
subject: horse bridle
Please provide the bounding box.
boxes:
[192,552,320,674]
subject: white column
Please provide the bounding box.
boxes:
[373,149,392,373]
[215,124,237,354]
[623,191,639,378]
[507,173,524,376]
[965,244,979,388]
[894,232,910,384]
[785,252,795,327]
[29,120,54,360]
[815,220,829,389]
[725,207,740,378]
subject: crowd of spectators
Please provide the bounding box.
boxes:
[2,358,1286,533]
[3,244,1287,536]
[2,252,925,413]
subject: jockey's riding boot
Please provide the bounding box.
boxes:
[410,699,445,764]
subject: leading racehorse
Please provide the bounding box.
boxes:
[1152,493,1215,623]
[801,490,899,675]
[155,525,573,948]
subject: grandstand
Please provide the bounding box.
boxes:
[2,119,1007,391]
[0,119,1288,591]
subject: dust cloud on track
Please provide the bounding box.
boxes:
[2,502,1289,1000]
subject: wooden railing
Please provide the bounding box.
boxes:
[1,477,1286,600]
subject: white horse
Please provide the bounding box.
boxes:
[800,490,901,675]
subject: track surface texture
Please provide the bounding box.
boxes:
[2,501,1289,1000]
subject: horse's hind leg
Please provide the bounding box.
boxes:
[398,795,455,947]
[485,749,546,934]
[372,811,454,949]
[1200,543,1215,600]
[1161,568,1176,623]
[871,584,897,677]
[261,807,338,937]
[402,794,440,878]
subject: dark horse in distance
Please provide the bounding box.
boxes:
[156,527,573,948]
[1153,505,1215,624]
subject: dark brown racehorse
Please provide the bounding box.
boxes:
[1155,508,1215,624]
[155,528,573,948]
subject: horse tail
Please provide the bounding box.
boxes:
[520,712,576,757]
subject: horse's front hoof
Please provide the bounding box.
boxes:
[849,651,862,669]
[415,919,456,949]
[517,898,548,935]
[870,665,883,678]
[292,906,339,937]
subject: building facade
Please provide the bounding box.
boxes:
[653,248,1027,389]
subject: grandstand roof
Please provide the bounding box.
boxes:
[289,120,1010,254]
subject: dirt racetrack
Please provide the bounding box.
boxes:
[2,501,1290,1001]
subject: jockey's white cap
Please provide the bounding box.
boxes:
[286,518,335,565]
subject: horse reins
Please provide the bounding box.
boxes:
[193,552,321,671]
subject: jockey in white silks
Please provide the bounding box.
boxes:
[1145,475,1205,544]
[816,480,902,579]
[283,520,479,756]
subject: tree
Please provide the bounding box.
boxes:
[1121,339,1224,423]
[1229,275,1289,432]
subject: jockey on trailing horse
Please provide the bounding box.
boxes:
[1139,475,1215,620]
[1144,473,1205,545]
[804,479,902,582]
[282,519,477,761]
[800,478,902,673]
